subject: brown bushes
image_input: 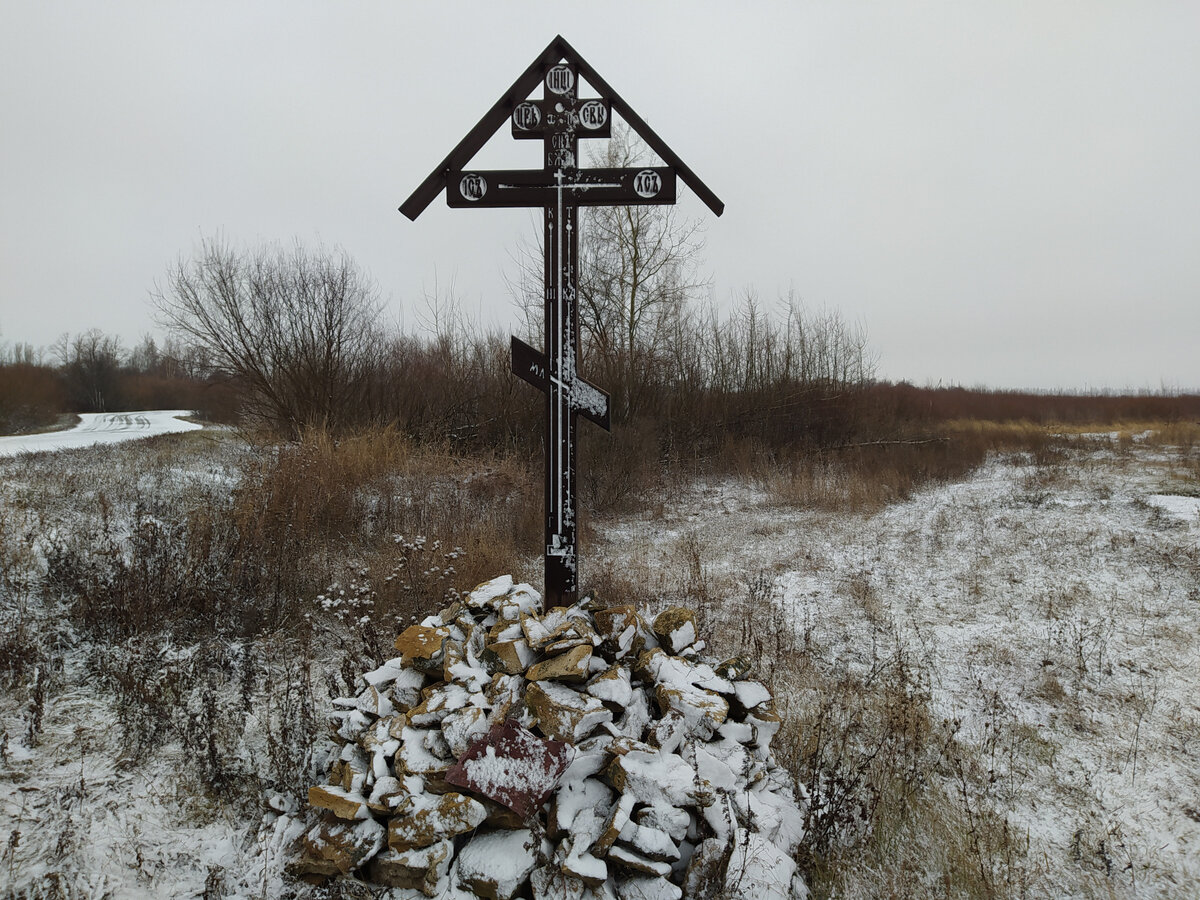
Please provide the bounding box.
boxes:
[0,363,67,433]
[44,428,541,648]
[870,382,1200,427]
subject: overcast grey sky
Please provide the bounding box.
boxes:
[2,1,1197,390]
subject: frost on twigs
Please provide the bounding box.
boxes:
[288,575,809,899]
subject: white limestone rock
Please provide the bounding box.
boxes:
[466,575,515,609]
[725,827,806,899]
[615,875,683,900]
[453,827,538,900]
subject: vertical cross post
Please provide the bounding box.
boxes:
[402,36,722,610]
[542,62,581,608]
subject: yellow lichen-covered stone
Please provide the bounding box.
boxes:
[525,644,591,683]
[307,785,369,821]
[394,624,450,667]
[483,638,533,675]
[387,792,487,852]
[652,607,698,654]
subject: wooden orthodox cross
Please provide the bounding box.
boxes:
[401,36,722,607]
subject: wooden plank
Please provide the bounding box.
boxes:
[511,336,610,431]
[447,167,676,208]
[511,98,611,140]
[400,35,723,220]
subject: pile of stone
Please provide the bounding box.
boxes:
[291,576,808,899]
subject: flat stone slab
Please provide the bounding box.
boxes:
[446,719,574,818]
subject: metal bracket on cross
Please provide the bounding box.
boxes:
[400,35,723,607]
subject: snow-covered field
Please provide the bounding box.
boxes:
[1,432,1198,897]
[597,440,1200,897]
[0,410,201,457]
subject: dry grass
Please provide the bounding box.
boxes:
[15,416,1195,896]
[759,432,997,512]
[587,534,1040,899]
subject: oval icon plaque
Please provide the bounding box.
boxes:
[633,169,661,199]
[459,173,487,202]
[578,100,607,131]
[546,65,574,95]
[513,101,541,132]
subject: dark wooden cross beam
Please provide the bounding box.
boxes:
[401,37,722,607]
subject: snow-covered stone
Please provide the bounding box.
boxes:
[299,578,807,899]
[616,875,683,900]
[616,821,680,862]
[362,656,407,689]
[367,841,454,894]
[446,719,573,818]
[441,705,490,757]
[397,725,453,776]
[593,606,645,659]
[724,827,805,899]
[608,749,711,810]
[652,607,697,654]
[367,776,407,814]
[387,792,487,852]
[526,680,613,742]
[466,575,515,609]
[409,681,474,725]
[551,774,614,838]
[354,684,395,717]
[453,827,538,899]
[732,680,772,711]
[633,805,691,844]
[586,665,634,706]
[608,844,673,877]
[300,816,385,875]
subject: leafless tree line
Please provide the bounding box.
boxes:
[151,129,873,448]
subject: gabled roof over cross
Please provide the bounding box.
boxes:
[399,34,724,220]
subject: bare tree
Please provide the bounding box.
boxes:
[54,329,125,412]
[153,236,382,437]
[507,125,709,421]
[577,126,709,418]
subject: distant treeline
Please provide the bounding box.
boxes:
[0,331,237,434]
[870,382,1200,427]
[4,325,1196,443]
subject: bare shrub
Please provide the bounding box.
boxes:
[154,236,384,437]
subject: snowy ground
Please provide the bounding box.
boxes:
[1,435,1198,897]
[0,410,201,457]
[597,441,1200,897]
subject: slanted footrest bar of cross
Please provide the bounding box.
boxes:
[511,336,611,432]
[449,167,676,209]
